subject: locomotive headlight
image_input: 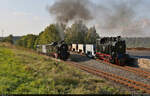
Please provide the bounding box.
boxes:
[103,46,105,50]
[112,52,114,55]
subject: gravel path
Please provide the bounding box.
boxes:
[69,53,150,85]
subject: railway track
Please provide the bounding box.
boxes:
[66,61,150,94]
[40,52,150,93]
[71,52,150,80]
[125,66,150,77]
[97,59,150,80]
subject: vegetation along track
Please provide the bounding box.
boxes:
[65,61,150,94]
[97,59,150,80]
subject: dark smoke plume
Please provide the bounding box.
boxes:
[48,0,150,37]
[49,0,93,23]
[91,0,149,37]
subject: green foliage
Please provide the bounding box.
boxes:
[0,45,128,94]
[85,26,99,44]
[15,22,100,50]
[65,21,99,44]
[65,21,88,44]
[16,34,37,49]
[0,47,34,94]
[2,35,14,44]
[38,24,61,45]
[33,37,40,49]
[16,24,61,49]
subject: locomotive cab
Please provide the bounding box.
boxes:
[111,39,127,65]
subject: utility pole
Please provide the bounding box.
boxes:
[1,29,4,41]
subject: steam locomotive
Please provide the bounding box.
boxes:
[36,41,70,61]
[96,36,128,65]
[71,36,129,66]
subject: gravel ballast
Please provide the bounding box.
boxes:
[69,53,150,85]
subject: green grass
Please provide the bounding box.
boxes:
[0,43,130,94]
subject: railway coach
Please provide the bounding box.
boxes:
[78,44,85,54]
[71,44,96,58]
[72,44,78,52]
[85,44,96,58]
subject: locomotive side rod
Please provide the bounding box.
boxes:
[66,61,150,94]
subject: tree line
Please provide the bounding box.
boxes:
[1,22,150,49]
[6,21,100,50]
[0,35,14,44]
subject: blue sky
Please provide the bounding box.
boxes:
[0,0,55,36]
[0,0,150,37]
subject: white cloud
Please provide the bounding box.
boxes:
[33,16,42,21]
[12,11,32,16]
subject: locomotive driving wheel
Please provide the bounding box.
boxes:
[115,58,125,66]
[109,58,115,64]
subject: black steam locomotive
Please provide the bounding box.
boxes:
[36,41,70,60]
[56,41,70,60]
[96,36,128,65]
